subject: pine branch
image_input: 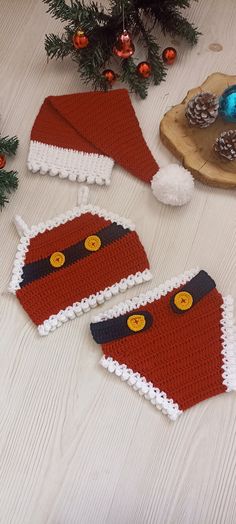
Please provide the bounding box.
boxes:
[42,0,72,21]
[43,0,200,97]
[76,38,111,90]
[0,170,18,210]
[158,11,200,44]
[146,3,201,45]
[146,35,166,85]
[43,0,110,24]
[45,33,72,59]
[69,1,109,24]
[135,0,195,8]
[121,58,148,99]
[135,15,166,85]
[0,136,19,156]
[161,0,197,8]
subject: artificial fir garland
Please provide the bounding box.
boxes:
[0,135,19,209]
[43,0,200,98]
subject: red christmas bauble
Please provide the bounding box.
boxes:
[102,69,117,85]
[113,30,135,58]
[0,154,6,169]
[137,61,152,78]
[73,30,89,49]
[162,47,177,65]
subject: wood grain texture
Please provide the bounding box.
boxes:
[160,73,236,188]
[0,1,236,523]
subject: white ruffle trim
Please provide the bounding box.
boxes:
[220,295,236,391]
[27,140,114,185]
[100,355,182,421]
[8,204,136,294]
[37,269,152,336]
[92,267,199,323]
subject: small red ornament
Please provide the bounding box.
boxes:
[73,30,89,49]
[162,47,177,65]
[113,30,135,59]
[0,154,6,169]
[136,61,152,79]
[102,69,117,85]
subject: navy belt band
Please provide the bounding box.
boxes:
[21,222,130,288]
[91,310,153,344]
[170,270,216,314]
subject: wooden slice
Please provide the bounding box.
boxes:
[160,73,236,188]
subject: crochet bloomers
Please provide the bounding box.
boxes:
[91,269,236,421]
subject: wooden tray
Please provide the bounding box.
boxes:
[160,73,236,188]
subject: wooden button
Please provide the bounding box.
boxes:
[127,314,146,332]
[50,251,65,268]
[84,235,101,252]
[174,291,193,311]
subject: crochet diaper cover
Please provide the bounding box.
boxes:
[91,269,236,421]
[9,189,151,335]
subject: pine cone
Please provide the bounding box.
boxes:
[214,130,236,161]
[185,92,219,128]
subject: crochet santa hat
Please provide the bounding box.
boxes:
[27,89,194,206]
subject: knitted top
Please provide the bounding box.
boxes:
[91,269,236,421]
[9,193,151,335]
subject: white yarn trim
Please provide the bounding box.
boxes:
[220,295,236,391]
[14,215,29,237]
[8,204,136,294]
[37,269,152,336]
[77,186,89,206]
[92,267,199,323]
[100,355,182,421]
[27,140,114,186]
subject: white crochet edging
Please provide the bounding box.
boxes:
[220,295,236,392]
[100,355,182,421]
[37,269,152,336]
[27,140,114,186]
[14,215,30,237]
[92,267,199,323]
[8,204,136,294]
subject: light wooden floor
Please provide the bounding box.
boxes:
[0,1,236,523]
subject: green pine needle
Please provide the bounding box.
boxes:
[43,0,72,21]
[45,33,72,59]
[0,134,19,209]
[0,135,19,156]
[0,170,18,210]
[121,58,149,99]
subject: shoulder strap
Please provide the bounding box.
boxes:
[77,186,89,207]
[14,215,30,236]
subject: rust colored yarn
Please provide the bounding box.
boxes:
[18,223,148,326]
[28,89,159,184]
[91,270,236,419]
[98,287,224,411]
[9,204,151,335]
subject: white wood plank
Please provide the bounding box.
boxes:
[0,1,235,523]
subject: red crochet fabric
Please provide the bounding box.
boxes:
[27,90,159,186]
[9,199,151,336]
[90,269,236,421]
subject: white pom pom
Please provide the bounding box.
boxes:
[151,164,194,206]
